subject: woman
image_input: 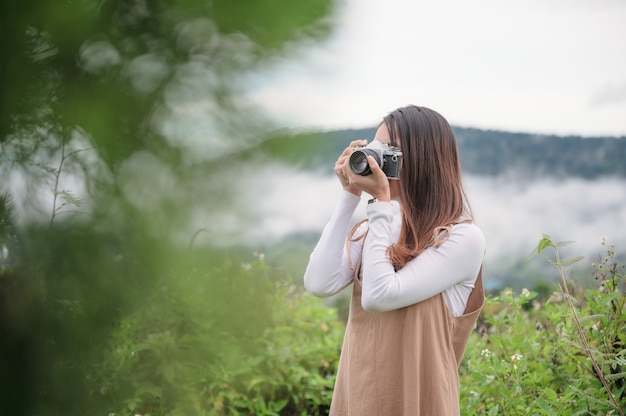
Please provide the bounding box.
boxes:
[303,105,485,416]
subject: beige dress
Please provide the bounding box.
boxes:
[329,270,484,416]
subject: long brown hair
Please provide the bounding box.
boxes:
[385,105,472,269]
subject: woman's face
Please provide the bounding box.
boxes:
[373,123,401,201]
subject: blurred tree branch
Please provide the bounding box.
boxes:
[0,0,336,414]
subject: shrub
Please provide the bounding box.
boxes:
[92,239,625,415]
[460,239,625,415]
[93,254,344,416]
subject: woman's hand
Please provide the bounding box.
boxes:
[335,140,367,196]
[346,155,391,202]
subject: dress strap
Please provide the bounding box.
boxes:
[463,266,484,315]
[346,219,369,284]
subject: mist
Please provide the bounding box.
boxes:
[206,161,626,282]
[8,153,624,286]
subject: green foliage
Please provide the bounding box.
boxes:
[93,257,344,415]
[65,239,624,416]
[212,0,334,49]
[454,128,626,179]
[461,239,626,415]
[1,1,337,415]
[2,5,625,414]
[78,240,624,415]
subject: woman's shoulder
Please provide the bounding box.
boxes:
[452,220,483,234]
[449,221,486,250]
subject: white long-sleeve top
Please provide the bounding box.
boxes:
[304,190,486,317]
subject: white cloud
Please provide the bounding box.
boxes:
[242,0,626,136]
[465,175,626,262]
[203,160,626,270]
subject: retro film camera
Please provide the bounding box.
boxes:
[349,140,403,179]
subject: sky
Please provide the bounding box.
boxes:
[244,0,626,137]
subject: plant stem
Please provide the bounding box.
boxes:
[551,243,624,416]
[48,140,94,228]
[49,140,65,228]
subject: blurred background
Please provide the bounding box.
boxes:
[1,0,625,415]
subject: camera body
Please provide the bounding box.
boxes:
[349,140,403,179]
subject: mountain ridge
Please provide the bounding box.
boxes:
[263,126,626,179]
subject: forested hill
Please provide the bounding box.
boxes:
[454,127,626,178]
[263,126,626,179]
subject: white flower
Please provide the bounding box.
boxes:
[521,288,530,297]
[480,349,492,357]
[510,353,523,362]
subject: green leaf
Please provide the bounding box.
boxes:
[488,404,500,416]
[537,235,552,255]
[556,240,576,248]
[271,399,288,411]
[497,307,508,322]
[247,377,266,391]
[163,364,176,383]
[543,387,557,400]
[605,371,626,380]
[561,256,584,267]
[136,383,162,398]
[59,189,82,207]
[33,162,58,175]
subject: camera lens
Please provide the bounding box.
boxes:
[349,149,379,176]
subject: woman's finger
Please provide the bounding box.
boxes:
[366,155,384,176]
[340,139,368,157]
[349,139,368,148]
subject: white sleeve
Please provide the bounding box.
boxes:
[360,202,485,312]
[303,190,364,297]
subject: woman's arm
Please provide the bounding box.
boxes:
[303,190,363,297]
[360,202,485,312]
